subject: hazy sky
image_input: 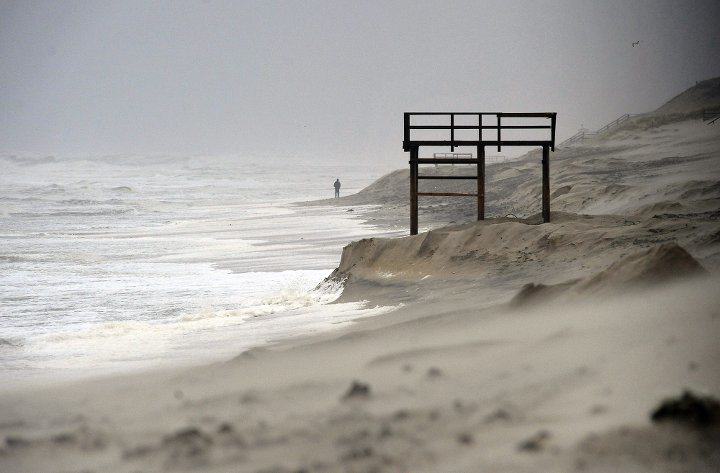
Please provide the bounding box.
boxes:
[1,0,719,161]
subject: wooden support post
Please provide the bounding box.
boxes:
[542,144,550,223]
[477,145,485,220]
[403,113,410,151]
[410,146,419,235]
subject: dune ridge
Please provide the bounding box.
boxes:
[511,242,706,307]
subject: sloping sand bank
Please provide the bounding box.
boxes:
[511,242,706,307]
[328,209,718,306]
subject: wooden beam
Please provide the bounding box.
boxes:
[407,140,553,147]
[477,145,485,220]
[450,113,455,152]
[417,158,479,164]
[478,113,483,142]
[405,112,554,117]
[403,113,410,151]
[417,192,478,197]
[497,112,554,117]
[542,144,550,223]
[405,112,498,115]
[410,147,419,235]
[418,175,477,180]
[497,114,501,152]
[408,125,552,130]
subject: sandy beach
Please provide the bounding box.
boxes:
[1,79,719,472]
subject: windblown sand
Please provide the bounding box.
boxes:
[1,271,718,473]
[1,81,720,472]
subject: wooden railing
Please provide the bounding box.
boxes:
[596,114,633,134]
[403,112,556,152]
[558,113,644,148]
[703,109,720,125]
[557,129,597,147]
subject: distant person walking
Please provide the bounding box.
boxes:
[334,178,341,198]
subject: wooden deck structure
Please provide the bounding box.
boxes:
[403,112,557,235]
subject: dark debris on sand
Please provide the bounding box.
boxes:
[518,430,551,452]
[651,390,720,428]
[342,380,371,401]
[162,427,213,458]
[426,367,442,378]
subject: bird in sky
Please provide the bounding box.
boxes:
[632,41,641,47]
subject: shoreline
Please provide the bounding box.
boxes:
[0,198,402,392]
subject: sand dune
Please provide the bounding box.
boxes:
[653,77,720,115]
[328,210,718,305]
[511,243,706,307]
[306,78,720,233]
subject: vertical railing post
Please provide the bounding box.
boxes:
[410,146,419,235]
[450,113,455,152]
[497,113,502,152]
[477,145,485,221]
[550,113,556,151]
[403,113,410,151]
[478,113,483,142]
[542,144,550,223]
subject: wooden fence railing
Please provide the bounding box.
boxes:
[558,113,644,148]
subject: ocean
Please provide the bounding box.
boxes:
[0,154,403,387]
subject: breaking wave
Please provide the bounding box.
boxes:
[11,208,134,217]
[180,277,345,322]
[0,337,23,348]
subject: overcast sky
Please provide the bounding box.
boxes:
[1,0,719,161]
